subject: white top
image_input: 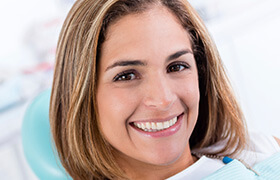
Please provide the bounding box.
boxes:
[167,132,280,180]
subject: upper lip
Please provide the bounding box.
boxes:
[130,112,184,123]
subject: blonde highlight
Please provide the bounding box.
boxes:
[50,0,248,179]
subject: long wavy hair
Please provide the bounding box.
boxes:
[50,0,248,179]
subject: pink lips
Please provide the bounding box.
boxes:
[130,113,184,138]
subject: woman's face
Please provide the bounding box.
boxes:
[97,6,200,167]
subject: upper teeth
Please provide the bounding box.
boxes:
[133,116,178,132]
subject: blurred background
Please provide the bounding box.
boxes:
[0,0,279,179]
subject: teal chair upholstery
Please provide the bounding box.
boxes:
[22,89,71,180]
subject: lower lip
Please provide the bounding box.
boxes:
[130,113,184,138]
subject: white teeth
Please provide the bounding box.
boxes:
[141,123,145,130]
[145,122,151,129]
[172,117,176,124]
[163,121,169,129]
[133,116,178,132]
[156,122,163,130]
[151,122,156,129]
[136,123,141,128]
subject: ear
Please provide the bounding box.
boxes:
[274,136,280,147]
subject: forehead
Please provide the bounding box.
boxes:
[100,6,192,63]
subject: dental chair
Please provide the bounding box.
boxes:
[21,89,71,180]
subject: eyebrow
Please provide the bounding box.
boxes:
[105,60,146,71]
[105,49,193,71]
[166,49,193,62]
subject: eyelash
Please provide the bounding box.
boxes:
[113,62,190,82]
[167,61,190,73]
[113,70,140,82]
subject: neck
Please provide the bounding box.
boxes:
[115,147,197,180]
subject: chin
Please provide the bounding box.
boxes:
[142,144,187,166]
[152,155,181,166]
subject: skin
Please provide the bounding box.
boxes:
[97,6,200,179]
[274,137,280,146]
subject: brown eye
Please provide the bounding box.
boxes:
[167,62,189,73]
[113,70,140,82]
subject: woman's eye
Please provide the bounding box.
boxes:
[113,71,139,82]
[167,63,189,73]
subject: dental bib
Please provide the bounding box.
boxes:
[203,151,280,179]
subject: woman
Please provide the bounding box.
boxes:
[50,0,280,179]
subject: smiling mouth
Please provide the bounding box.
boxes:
[131,113,183,132]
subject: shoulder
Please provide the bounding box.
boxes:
[274,136,280,147]
[193,131,280,165]
[236,131,280,166]
[247,131,280,153]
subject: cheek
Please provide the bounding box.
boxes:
[177,76,200,108]
[97,86,139,133]
[98,88,139,116]
[177,77,200,131]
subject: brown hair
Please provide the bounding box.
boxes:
[50,0,248,179]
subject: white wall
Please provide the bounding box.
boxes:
[0,0,72,179]
[0,0,279,179]
[203,0,280,137]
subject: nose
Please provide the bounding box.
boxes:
[142,75,176,110]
